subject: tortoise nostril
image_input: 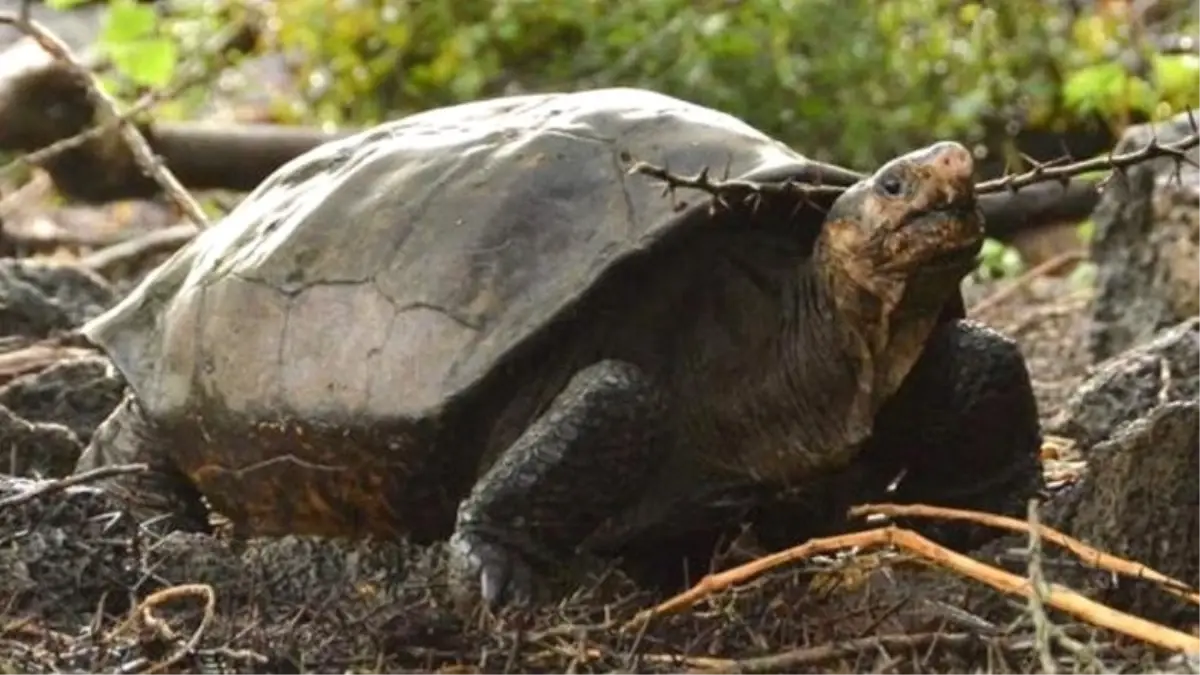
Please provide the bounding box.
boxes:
[937,144,975,181]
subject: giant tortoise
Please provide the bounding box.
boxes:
[75,87,1042,606]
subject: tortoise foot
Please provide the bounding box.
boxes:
[448,359,667,608]
[447,527,535,608]
[76,394,211,533]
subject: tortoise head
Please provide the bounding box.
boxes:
[815,141,984,306]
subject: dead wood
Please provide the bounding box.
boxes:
[0,58,348,203]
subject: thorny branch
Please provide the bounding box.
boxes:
[0,10,210,228]
[629,162,844,214]
[630,112,1199,209]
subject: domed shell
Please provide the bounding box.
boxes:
[83,88,858,426]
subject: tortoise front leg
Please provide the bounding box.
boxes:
[75,394,211,533]
[448,359,667,608]
[856,319,1044,550]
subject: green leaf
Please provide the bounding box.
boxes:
[1154,53,1200,107]
[108,39,178,87]
[102,1,159,44]
[45,0,94,9]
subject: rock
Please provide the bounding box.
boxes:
[0,354,125,444]
[1086,109,1200,362]
[0,259,115,338]
[1048,317,1199,448]
[0,403,81,477]
[1043,399,1199,626]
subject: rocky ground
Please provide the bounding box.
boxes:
[0,113,1197,673]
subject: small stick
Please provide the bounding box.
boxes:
[623,525,1200,654]
[850,502,1200,605]
[0,464,148,510]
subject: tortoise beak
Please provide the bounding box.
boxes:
[877,202,984,276]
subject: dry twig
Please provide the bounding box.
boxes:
[111,584,217,675]
[850,502,1200,605]
[686,632,976,673]
[623,525,1200,654]
[1026,499,1060,674]
[0,463,148,510]
[0,10,209,228]
[79,223,201,273]
[969,249,1088,316]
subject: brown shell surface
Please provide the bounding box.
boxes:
[80,88,847,537]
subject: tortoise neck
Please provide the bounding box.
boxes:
[754,264,881,467]
[808,247,958,409]
[667,256,880,485]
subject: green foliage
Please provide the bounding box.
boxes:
[44,0,94,9]
[80,0,1198,172]
[99,0,177,88]
[259,0,1198,169]
[1060,8,1200,124]
[1068,260,1098,289]
[975,238,1025,281]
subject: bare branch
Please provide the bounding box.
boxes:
[0,10,210,228]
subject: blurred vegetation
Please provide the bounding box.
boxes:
[259,0,1197,172]
[38,0,1198,280]
[47,0,1200,172]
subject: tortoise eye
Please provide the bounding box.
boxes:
[878,174,904,197]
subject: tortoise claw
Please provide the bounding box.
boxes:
[447,529,535,609]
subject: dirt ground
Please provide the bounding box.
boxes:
[0,166,1197,674]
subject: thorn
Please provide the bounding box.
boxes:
[1018,152,1046,175]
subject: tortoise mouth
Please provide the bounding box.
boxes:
[878,206,984,276]
[918,239,983,274]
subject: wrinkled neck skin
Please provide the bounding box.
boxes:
[678,244,935,490]
[810,240,956,413]
[708,241,954,485]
